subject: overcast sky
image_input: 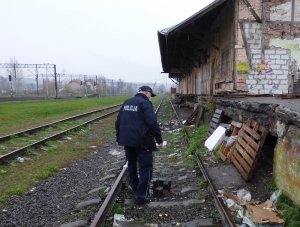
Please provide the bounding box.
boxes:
[0,0,214,84]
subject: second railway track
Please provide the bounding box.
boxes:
[0,104,121,163]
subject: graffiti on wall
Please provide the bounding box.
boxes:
[236,62,248,89]
[257,60,273,74]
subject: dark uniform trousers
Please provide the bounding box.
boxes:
[125,146,153,199]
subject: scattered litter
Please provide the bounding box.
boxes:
[64,137,72,141]
[0,169,7,174]
[2,209,7,212]
[16,157,25,163]
[221,190,284,225]
[168,128,181,134]
[237,189,251,202]
[109,149,121,156]
[29,187,36,192]
[204,126,226,152]
[113,214,127,227]
[246,204,284,224]
[242,216,256,227]
[158,213,169,217]
[270,189,282,203]
[89,145,97,149]
[226,135,237,148]
[226,198,236,208]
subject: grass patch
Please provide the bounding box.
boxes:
[276,193,300,226]
[188,124,209,156]
[7,187,25,196]
[0,116,116,204]
[35,164,60,179]
[196,190,209,200]
[0,96,127,136]
[266,177,277,192]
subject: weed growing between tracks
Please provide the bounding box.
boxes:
[0,116,116,204]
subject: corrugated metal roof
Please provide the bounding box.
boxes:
[158,0,227,35]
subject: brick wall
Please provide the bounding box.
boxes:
[247,47,291,95]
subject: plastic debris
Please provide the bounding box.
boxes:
[226,135,237,148]
[204,126,226,151]
[16,157,25,163]
[113,214,127,227]
[270,189,282,204]
[237,189,251,202]
[226,198,236,208]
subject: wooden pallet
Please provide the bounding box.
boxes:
[207,109,223,137]
[229,119,268,180]
[219,121,243,163]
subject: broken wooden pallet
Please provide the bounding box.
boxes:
[229,119,268,181]
[207,109,223,137]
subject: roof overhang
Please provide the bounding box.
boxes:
[158,0,227,74]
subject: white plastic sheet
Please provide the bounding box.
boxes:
[204,126,226,151]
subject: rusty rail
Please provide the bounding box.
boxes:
[0,104,121,142]
[90,98,163,227]
[0,109,119,164]
[169,100,236,227]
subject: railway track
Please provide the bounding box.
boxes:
[0,97,237,226]
[0,104,121,164]
[90,98,236,226]
[90,99,163,227]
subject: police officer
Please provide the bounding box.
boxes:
[115,85,163,205]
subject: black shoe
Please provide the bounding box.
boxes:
[134,198,150,205]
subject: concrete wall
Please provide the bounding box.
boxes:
[274,124,300,206]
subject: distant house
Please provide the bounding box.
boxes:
[158,0,300,96]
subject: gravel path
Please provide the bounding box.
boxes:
[0,140,125,226]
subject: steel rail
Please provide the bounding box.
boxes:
[169,100,235,227]
[169,99,190,144]
[90,98,163,227]
[0,104,121,143]
[0,110,119,164]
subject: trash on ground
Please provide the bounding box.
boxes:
[204,126,226,151]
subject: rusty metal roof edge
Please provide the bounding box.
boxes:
[158,0,227,35]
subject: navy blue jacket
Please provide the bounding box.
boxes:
[115,93,163,150]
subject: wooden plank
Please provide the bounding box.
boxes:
[230,155,248,180]
[242,124,261,141]
[238,136,257,159]
[238,130,260,151]
[235,143,254,166]
[231,150,251,173]
[231,121,242,128]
